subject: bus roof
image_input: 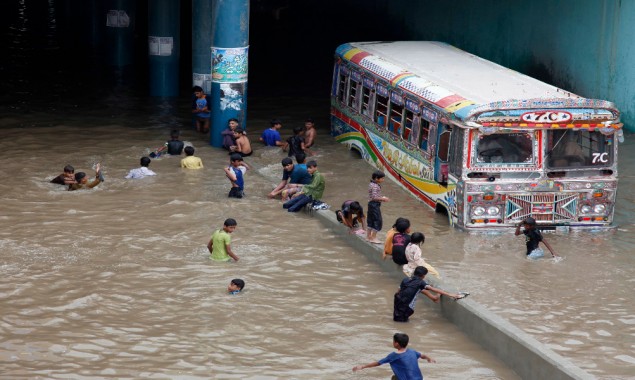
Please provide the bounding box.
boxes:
[344,41,575,105]
[338,41,620,128]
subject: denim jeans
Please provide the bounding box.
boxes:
[283,194,313,212]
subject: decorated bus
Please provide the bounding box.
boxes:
[331,41,623,230]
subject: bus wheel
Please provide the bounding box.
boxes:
[435,203,452,225]
[350,147,363,159]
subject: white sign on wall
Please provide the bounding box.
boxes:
[148,37,174,56]
[106,10,130,28]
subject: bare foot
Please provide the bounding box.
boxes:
[368,239,382,244]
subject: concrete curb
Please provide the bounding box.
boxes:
[311,209,593,380]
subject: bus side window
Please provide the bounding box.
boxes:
[404,109,414,141]
[375,93,388,127]
[348,79,361,110]
[419,119,430,151]
[337,71,348,104]
[409,113,421,146]
[389,96,403,136]
[361,86,372,116]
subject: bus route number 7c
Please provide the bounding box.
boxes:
[592,152,609,164]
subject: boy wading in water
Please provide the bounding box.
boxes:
[394,266,466,322]
[515,217,557,259]
[352,333,435,380]
[225,153,247,198]
[207,218,240,262]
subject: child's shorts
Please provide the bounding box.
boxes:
[527,248,544,259]
[228,187,244,198]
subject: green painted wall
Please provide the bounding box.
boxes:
[383,0,635,131]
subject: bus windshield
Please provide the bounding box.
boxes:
[476,132,534,164]
[547,130,613,168]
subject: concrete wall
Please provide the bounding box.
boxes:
[312,209,593,380]
[381,0,635,132]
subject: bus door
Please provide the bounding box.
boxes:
[434,124,451,185]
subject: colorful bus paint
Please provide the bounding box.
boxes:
[331,41,623,230]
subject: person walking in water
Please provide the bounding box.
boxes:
[515,217,557,259]
[352,333,435,380]
[225,154,247,199]
[180,146,204,169]
[207,218,240,262]
[125,157,157,179]
[393,266,466,322]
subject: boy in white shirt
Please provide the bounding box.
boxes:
[125,157,157,179]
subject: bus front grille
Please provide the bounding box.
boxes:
[505,193,579,224]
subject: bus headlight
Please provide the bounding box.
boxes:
[486,206,500,216]
[473,206,485,216]
[593,204,606,214]
[580,205,592,214]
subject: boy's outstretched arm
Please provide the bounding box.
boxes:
[424,285,461,300]
[268,180,288,198]
[419,353,436,363]
[352,361,380,371]
[421,289,440,303]
[541,238,558,257]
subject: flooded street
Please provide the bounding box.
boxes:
[1,105,519,379]
[1,1,635,378]
[0,95,634,379]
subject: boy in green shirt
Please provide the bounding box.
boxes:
[282,160,325,212]
[207,218,240,262]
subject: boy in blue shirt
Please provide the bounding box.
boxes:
[268,157,312,199]
[260,119,287,149]
[352,333,435,380]
[192,86,211,133]
[225,153,247,198]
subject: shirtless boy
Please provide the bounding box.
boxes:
[230,127,253,156]
[304,118,317,149]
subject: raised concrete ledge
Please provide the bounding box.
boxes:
[313,209,593,380]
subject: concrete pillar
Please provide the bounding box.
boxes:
[148,0,180,97]
[209,0,249,147]
[104,0,135,67]
[192,0,214,95]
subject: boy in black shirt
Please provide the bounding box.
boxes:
[393,266,466,322]
[515,217,557,259]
